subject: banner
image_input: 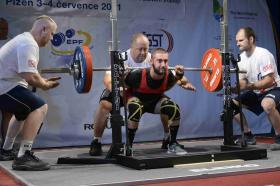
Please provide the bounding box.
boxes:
[1,0,185,18]
[0,0,276,147]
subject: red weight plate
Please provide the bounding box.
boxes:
[201,48,223,92]
[81,46,93,93]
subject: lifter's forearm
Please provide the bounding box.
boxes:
[245,75,275,91]
[103,72,112,91]
[19,72,49,90]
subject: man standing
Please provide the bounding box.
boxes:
[89,33,151,156]
[232,27,280,146]
[0,15,60,171]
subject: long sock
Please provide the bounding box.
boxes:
[245,131,253,136]
[93,137,101,143]
[18,140,33,157]
[2,136,16,151]
[164,132,170,140]
[169,126,179,144]
[127,128,137,147]
[2,118,23,150]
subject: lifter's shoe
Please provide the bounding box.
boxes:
[12,151,50,171]
[274,135,280,144]
[0,148,17,161]
[125,145,133,157]
[161,137,184,150]
[89,139,102,156]
[167,143,187,155]
[234,134,257,145]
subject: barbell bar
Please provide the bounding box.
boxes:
[40,67,212,74]
[39,46,246,93]
[40,66,244,74]
[129,67,246,74]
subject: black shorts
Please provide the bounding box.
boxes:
[99,88,124,107]
[234,87,280,115]
[0,85,46,121]
[128,95,170,114]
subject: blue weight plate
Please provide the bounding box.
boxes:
[72,46,92,93]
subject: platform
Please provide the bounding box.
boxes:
[0,138,279,186]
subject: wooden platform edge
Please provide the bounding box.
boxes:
[174,159,245,169]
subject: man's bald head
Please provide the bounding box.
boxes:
[30,15,57,47]
[130,33,150,63]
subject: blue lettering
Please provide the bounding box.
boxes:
[33,1,99,10]
[77,3,82,9]
[6,0,13,5]
[84,123,94,130]
[6,0,33,6]
[69,2,76,8]
[144,33,163,47]
[67,40,83,44]
[60,2,66,8]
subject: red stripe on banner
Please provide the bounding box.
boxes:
[138,170,280,186]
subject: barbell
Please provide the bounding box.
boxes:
[40,46,245,93]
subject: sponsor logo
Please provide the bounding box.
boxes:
[143,29,174,53]
[263,64,273,72]
[84,123,94,130]
[213,0,223,22]
[51,28,93,56]
[212,0,258,22]
[28,59,37,68]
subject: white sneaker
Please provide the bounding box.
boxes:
[167,143,187,155]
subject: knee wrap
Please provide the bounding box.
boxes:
[160,99,180,122]
[231,99,241,115]
[127,100,143,122]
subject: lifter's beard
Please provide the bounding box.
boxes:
[152,64,166,76]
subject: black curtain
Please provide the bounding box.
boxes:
[266,0,280,72]
[266,0,280,135]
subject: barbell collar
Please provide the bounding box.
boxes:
[40,67,71,74]
[230,69,246,74]
[92,67,111,71]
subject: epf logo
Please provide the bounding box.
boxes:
[143,29,174,53]
[52,29,82,46]
[51,28,93,56]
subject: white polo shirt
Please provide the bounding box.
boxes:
[238,46,280,93]
[124,49,151,68]
[0,32,39,95]
[105,49,151,76]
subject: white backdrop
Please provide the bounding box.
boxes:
[0,0,276,147]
